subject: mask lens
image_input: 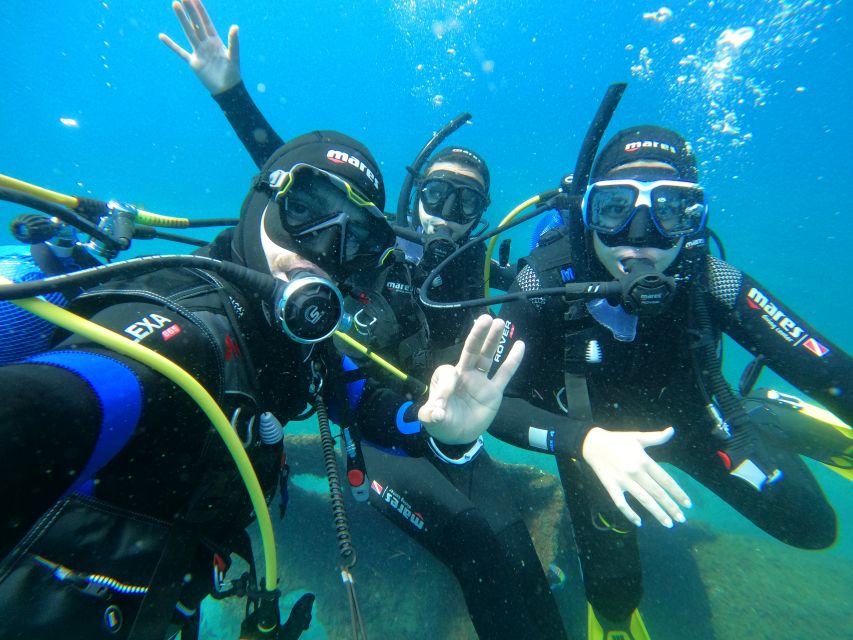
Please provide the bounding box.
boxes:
[420,179,485,223]
[459,189,485,219]
[280,169,352,233]
[650,185,705,235]
[421,180,452,213]
[587,184,637,233]
[342,206,394,263]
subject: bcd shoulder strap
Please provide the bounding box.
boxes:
[519,228,577,289]
[519,229,596,421]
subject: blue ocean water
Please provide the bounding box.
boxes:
[1,1,850,638]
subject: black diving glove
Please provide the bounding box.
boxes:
[717,426,783,491]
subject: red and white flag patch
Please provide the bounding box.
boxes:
[802,337,830,358]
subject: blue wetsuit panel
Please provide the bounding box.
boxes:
[26,350,143,495]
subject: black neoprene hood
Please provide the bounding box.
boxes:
[231,131,385,275]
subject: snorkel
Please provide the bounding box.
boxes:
[564,83,628,227]
[395,112,472,230]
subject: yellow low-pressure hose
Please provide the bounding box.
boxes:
[1,278,279,589]
[135,211,191,228]
[334,329,428,396]
[483,194,542,296]
[0,173,192,228]
[0,173,79,209]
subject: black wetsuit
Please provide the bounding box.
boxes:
[214,82,569,639]
[336,253,569,640]
[490,231,851,622]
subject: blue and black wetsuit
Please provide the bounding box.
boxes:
[490,235,850,621]
[0,259,293,637]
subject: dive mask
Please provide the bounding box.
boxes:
[268,163,395,272]
[583,179,707,239]
[419,170,488,224]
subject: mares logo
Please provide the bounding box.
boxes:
[326,150,380,190]
[371,480,425,531]
[385,281,413,294]
[124,313,174,342]
[492,320,515,366]
[624,140,679,154]
[746,287,808,344]
[448,147,484,164]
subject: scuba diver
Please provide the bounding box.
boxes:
[159,0,515,384]
[159,3,571,638]
[477,123,851,638]
[0,129,523,639]
[341,143,571,640]
[342,143,494,382]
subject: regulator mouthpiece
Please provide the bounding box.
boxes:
[10,214,60,244]
[274,271,344,343]
[619,259,677,316]
[421,225,456,273]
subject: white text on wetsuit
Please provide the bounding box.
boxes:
[746,288,804,341]
[492,321,514,366]
[374,483,425,530]
[124,313,173,342]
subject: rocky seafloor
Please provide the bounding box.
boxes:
[200,434,851,640]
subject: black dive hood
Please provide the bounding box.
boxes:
[232,131,386,280]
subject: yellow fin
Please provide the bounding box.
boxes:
[752,389,852,477]
[588,604,651,640]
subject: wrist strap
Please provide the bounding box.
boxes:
[428,436,484,465]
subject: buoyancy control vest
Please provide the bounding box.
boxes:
[0,264,287,640]
[519,227,601,421]
[339,246,484,385]
[518,224,712,423]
